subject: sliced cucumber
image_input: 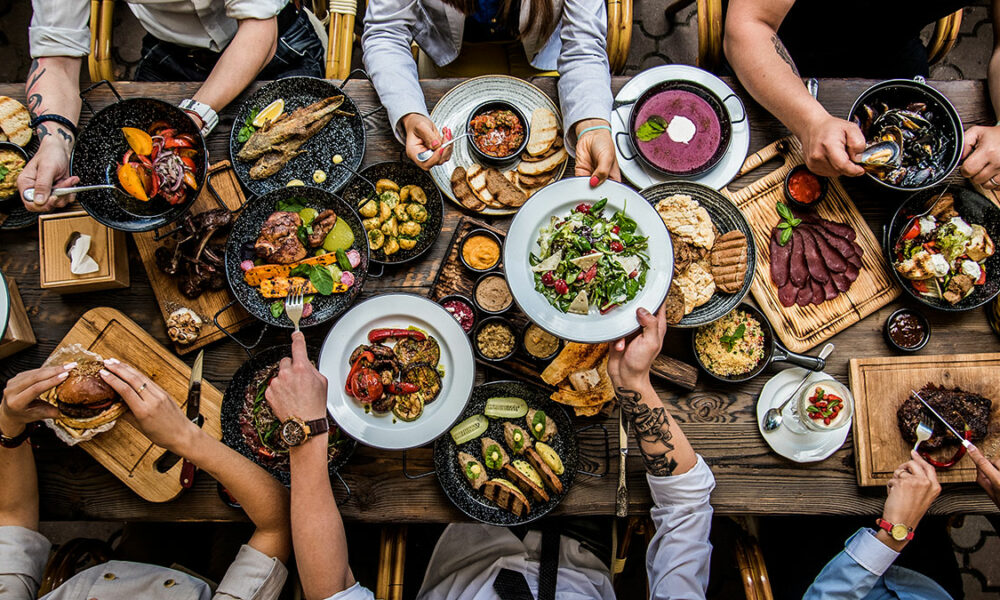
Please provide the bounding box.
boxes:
[450,414,489,445]
[484,397,528,419]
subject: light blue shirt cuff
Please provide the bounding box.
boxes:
[646,455,716,507]
[844,528,900,577]
[0,526,51,584]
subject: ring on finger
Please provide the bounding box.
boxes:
[138,382,148,393]
[991,176,999,188]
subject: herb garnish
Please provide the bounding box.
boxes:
[775,201,802,246]
[237,109,260,143]
[0,165,8,181]
[719,323,746,352]
[290,263,335,295]
[635,116,667,142]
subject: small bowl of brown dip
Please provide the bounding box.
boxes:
[884,308,930,352]
[473,272,513,315]
[473,316,517,362]
[521,321,562,362]
[459,228,502,273]
[0,143,28,202]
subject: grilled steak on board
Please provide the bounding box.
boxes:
[897,384,992,450]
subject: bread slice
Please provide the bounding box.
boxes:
[466,164,499,207]
[485,167,527,207]
[527,108,559,156]
[518,148,567,176]
[481,479,531,516]
[451,167,485,212]
[503,463,550,503]
[525,447,563,495]
[521,136,563,162]
[517,171,555,188]
[0,97,31,146]
[710,230,748,294]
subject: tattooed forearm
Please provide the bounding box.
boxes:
[617,387,678,476]
[35,124,73,144]
[770,34,799,76]
[26,60,47,117]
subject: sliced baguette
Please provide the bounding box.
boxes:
[466,164,498,206]
[527,108,559,156]
[521,135,563,162]
[0,97,31,146]
[451,166,485,212]
[485,167,527,208]
[518,147,567,176]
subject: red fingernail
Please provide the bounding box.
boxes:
[590,175,600,187]
[432,140,440,149]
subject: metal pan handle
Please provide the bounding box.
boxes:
[721,93,747,125]
[771,340,826,372]
[614,131,637,162]
[401,449,437,479]
[213,300,268,357]
[575,423,610,478]
[79,80,122,118]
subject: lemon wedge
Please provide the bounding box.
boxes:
[252,99,284,128]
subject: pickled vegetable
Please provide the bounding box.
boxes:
[450,414,489,445]
[323,217,356,252]
[117,162,149,202]
[485,397,528,419]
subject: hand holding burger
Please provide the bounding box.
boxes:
[42,358,127,432]
[1,364,72,436]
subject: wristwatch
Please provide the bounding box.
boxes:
[0,421,38,449]
[875,518,914,541]
[279,415,330,447]
[179,99,219,137]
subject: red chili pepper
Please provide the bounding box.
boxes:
[903,222,921,241]
[920,427,973,469]
[150,170,160,198]
[386,382,419,395]
[582,263,598,283]
[367,328,426,343]
[180,156,196,170]
[344,351,374,394]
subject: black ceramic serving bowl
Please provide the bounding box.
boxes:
[438,293,478,334]
[225,185,370,328]
[849,78,962,192]
[472,272,513,316]
[221,344,356,486]
[466,100,530,167]
[459,228,503,273]
[434,380,577,526]
[0,142,35,230]
[520,320,563,363]
[884,185,1000,311]
[783,164,828,211]
[626,80,734,177]
[340,161,443,265]
[692,303,825,384]
[229,77,365,197]
[472,316,518,362]
[883,308,931,352]
[640,181,756,328]
[72,98,206,232]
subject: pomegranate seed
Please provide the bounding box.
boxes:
[610,241,624,252]
[612,225,620,234]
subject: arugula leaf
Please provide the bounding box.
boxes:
[635,115,667,142]
[719,323,746,352]
[591,197,608,213]
[0,165,8,181]
[275,198,306,213]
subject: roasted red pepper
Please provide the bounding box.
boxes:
[349,368,383,404]
[386,382,419,395]
[920,427,973,469]
[902,222,921,241]
[344,351,374,394]
[367,328,426,343]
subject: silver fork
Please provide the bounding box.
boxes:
[913,418,934,452]
[285,285,305,332]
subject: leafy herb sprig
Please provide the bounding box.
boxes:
[636,116,667,142]
[719,323,746,352]
[776,201,802,246]
[0,165,8,181]
[237,109,260,143]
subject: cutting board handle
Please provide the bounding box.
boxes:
[723,138,794,197]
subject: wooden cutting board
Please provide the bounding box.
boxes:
[722,137,900,353]
[133,161,252,355]
[46,307,223,502]
[850,352,1000,486]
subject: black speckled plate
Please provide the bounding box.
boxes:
[71,98,207,232]
[221,344,356,486]
[225,185,370,328]
[640,180,756,328]
[229,77,365,197]
[885,185,1000,311]
[0,142,36,230]
[340,161,443,265]
[434,380,577,526]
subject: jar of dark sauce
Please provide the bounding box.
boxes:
[884,308,930,352]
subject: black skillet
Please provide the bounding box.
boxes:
[221,344,356,486]
[229,77,365,197]
[692,303,825,384]
[224,185,369,328]
[434,380,578,526]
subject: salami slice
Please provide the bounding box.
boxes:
[799,228,830,283]
[770,226,791,287]
[790,229,809,287]
[809,229,848,273]
[821,277,839,301]
[809,278,825,306]
[778,281,799,307]
[796,285,813,306]
[831,272,852,293]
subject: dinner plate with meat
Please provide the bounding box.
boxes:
[222,344,355,486]
[318,294,476,450]
[228,77,364,197]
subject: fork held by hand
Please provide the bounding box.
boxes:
[912,418,934,452]
[285,286,305,332]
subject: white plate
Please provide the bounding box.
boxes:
[428,75,567,216]
[0,270,9,342]
[757,368,850,463]
[612,65,751,191]
[319,294,476,450]
[503,177,673,343]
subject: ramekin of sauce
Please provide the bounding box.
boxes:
[459,229,502,273]
[884,308,930,352]
[784,164,828,210]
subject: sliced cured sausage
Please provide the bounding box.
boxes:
[816,227,855,259]
[809,229,848,273]
[789,229,809,287]
[846,252,862,269]
[778,281,799,307]
[795,285,813,306]
[845,263,860,282]
[831,272,852,293]
[770,226,791,287]
[799,228,830,283]
[803,214,856,241]
[821,277,839,301]
[809,279,825,306]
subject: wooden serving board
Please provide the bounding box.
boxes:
[133,161,252,355]
[723,137,900,353]
[429,217,699,390]
[46,307,223,502]
[850,352,1000,486]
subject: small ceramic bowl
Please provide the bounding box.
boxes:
[438,293,477,334]
[520,321,563,363]
[783,164,828,211]
[883,307,931,352]
[472,272,513,316]
[466,100,529,167]
[0,142,29,204]
[459,228,503,274]
[472,316,517,362]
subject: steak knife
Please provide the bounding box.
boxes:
[180,350,205,488]
[913,389,972,449]
[615,408,629,518]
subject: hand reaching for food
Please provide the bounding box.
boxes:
[403,113,452,168]
[0,365,68,434]
[574,120,620,186]
[797,114,866,178]
[960,125,1000,189]
[968,444,1000,509]
[18,138,79,213]
[880,451,941,549]
[265,331,328,423]
[607,305,667,390]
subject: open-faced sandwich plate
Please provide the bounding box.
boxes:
[318,294,476,450]
[503,177,673,343]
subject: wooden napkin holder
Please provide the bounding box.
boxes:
[0,279,36,359]
[38,211,129,293]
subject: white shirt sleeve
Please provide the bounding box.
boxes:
[213,545,288,600]
[224,0,287,22]
[29,0,90,58]
[645,455,716,600]
[0,526,51,600]
[556,0,614,154]
[323,581,376,600]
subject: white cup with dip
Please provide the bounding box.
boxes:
[782,378,854,435]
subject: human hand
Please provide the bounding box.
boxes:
[265,331,328,423]
[960,125,1000,189]
[607,305,667,390]
[99,359,199,453]
[882,451,941,539]
[574,119,620,186]
[968,444,1000,509]
[797,114,866,178]
[402,113,451,169]
[0,364,71,435]
[18,135,79,213]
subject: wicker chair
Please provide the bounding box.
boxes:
[696,0,964,74]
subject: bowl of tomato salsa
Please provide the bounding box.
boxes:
[467,101,529,165]
[783,164,827,210]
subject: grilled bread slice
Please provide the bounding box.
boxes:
[451,167,485,212]
[503,462,549,503]
[485,167,527,207]
[481,479,530,516]
[518,147,567,177]
[522,135,563,162]
[710,230,748,294]
[525,447,563,495]
[527,108,559,156]
[466,164,503,208]
[0,97,31,146]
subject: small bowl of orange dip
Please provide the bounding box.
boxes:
[460,228,502,273]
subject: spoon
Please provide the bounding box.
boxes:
[23,184,116,204]
[416,132,469,162]
[762,343,835,433]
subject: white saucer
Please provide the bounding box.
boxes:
[612,65,751,191]
[756,368,851,463]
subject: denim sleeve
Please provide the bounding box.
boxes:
[803,528,899,600]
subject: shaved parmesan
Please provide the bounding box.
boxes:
[612,255,641,274]
[569,253,601,270]
[531,250,563,272]
[567,290,589,314]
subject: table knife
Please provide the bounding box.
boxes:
[180,350,205,488]
[913,390,973,449]
[615,408,629,518]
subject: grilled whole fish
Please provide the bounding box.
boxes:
[237,95,345,161]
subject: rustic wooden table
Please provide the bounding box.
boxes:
[1,77,998,522]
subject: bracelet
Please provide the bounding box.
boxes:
[30,114,78,139]
[577,124,612,139]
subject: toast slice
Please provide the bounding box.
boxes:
[525,447,564,495]
[521,135,563,162]
[481,479,531,516]
[517,171,555,188]
[485,167,527,208]
[0,97,31,146]
[710,230,748,294]
[503,463,550,503]
[527,108,559,156]
[518,147,567,176]
[466,164,503,208]
[451,166,485,212]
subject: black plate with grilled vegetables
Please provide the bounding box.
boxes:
[434,380,577,526]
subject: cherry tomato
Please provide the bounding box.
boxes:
[902,222,921,240]
[541,271,555,287]
[554,279,569,295]
[611,225,620,234]
[349,368,383,404]
[610,241,624,253]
